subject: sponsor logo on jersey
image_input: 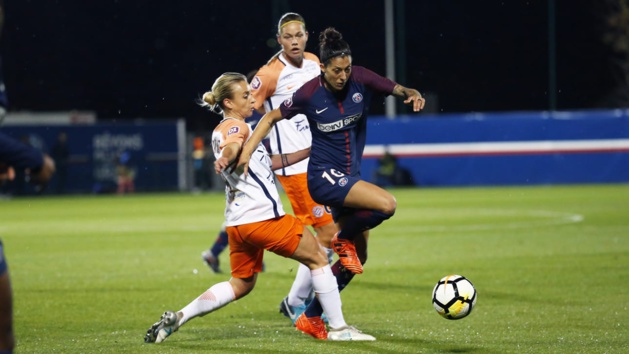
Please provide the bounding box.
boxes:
[312,206,324,218]
[315,107,329,114]
[228,126,240,135]
[339,177,349,187]
[316,113,362,132]
[251,76,261,90]
[352,93,363,103]
[294,118,309,132]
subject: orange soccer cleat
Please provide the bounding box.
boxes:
[331,233,363,274]
[295,313,328,340]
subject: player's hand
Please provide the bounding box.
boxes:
[404,90,426,112]
[27,154,56,191]
[0,164,15,183]
[214,156,231,174]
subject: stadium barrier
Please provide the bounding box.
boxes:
[3,109,628,193]
[1,121,186,194]
[362,109,629,186]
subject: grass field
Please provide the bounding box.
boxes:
[1,184,628,353]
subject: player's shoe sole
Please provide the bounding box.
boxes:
[144,311,179,343]
[331,233,363,274]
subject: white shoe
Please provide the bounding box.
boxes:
[327,326,376,341]
[144,311,179,343]
[201,250,222,273]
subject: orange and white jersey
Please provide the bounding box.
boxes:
[212,118,285,226]
[250,52,320,176]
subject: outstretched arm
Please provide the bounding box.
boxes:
[236,108,284,176]
[391,84,426,112]
[214,142,241,174]
[269,147,310,171]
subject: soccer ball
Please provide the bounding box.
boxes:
[432,274,477,320]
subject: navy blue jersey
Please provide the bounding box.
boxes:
[0,132,44,171]
[280,66,396,177]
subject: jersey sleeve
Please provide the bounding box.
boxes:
[279,91,304,120]
[250,61,280,111]
[352,66,397,95]
[278,77,318,120]
[217,120,250,150]
[0,132,44,171]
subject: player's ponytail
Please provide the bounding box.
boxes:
[198,72,247,115]
[319,27,352,65]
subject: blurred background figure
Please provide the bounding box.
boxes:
[51,131,69,194]
[191,135,211,192]
[373,149,398,188]
[116,150,135,194]
[373,148,415,188]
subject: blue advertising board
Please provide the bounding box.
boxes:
[362,110,629,186]
[1,121,184,194]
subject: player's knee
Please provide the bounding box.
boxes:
[312,251,330,269]
[359,253,368,266]
[230,277,256,299]
[314,224,336,248]
[379,195,397,215]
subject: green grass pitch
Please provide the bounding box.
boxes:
[1,184,628,353]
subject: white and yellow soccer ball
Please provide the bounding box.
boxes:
[432,274,477,320]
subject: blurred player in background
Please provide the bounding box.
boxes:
[145,72,374,343]
[1,3,56,352]
[0,0,6,127]
[237,27,425,328]
[201,13,338,326]
[0,132,55,354]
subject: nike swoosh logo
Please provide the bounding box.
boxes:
[316,108,328,114]
[287,85,295,90]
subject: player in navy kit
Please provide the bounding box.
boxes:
[0,122,56,354]
[238,27,425,330]
[0,3,56,351]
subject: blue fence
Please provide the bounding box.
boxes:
[3,110,628,194]
[1,121,184,194]
[362,110,629,186]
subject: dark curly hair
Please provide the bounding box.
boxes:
[319,27,352,64]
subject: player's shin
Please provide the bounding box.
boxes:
[337,209,393,240]
[179,281,235,325]
[310,265,346,330]
[288,263,314,306]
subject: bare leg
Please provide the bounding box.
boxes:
[343,180,396,214]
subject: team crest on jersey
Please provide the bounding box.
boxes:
[228,126,240,135]
[251,76,261,90]
[338,177,349,187]
[352,93,363,103]
[312,206,324,218]
[283,97,293,108]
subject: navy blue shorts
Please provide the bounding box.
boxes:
[0,240,7,275]
[307,167,360,217]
